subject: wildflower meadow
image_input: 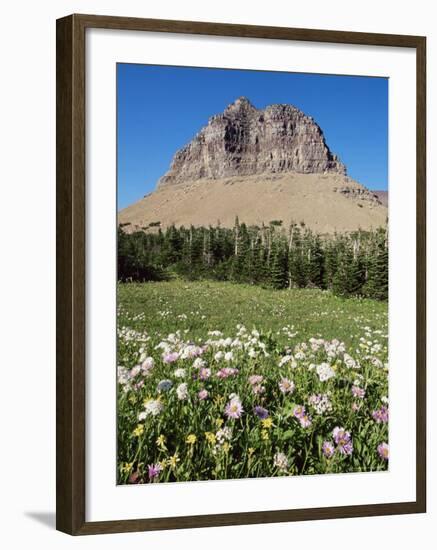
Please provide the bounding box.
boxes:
[117,281,389,484]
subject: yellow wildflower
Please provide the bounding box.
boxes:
[156,434,167,451]
[261,418,273,429]
[248,447,255,457]
[132,424,144,437]
[120,462,133,474]
[261,429,269,441]
[204,432,216,444]
[167,453,180,469]
[222,442,230,453]
[216,418,224,428]
[186,434,197,445]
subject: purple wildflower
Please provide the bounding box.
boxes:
[338,440,353,455]
[293,405,306,419]
[225,396,244,419]
[293,405,312,428]
[198,367,211,380]
[299,414,312,428]
[217,367,239,379]
[351,385,366,399]
[372,406,389,424]
[322,441,335,458]
[333,427,353,455]
[252,384,266,395]
[377,442,389,460]
[254,406,269,419]
[147,463,162,482]
[198,389,209,400]
[279,377,295,395]
[333,427,350,445]
[249,375,264,386]
[163,351,179,364]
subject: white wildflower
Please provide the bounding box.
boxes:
[176,383,189,401]
[143,399,164,417]
[316,362,336,382]
[141,357,155,374]
[216,426,232,445]
[273,452,289,472]
[279,355,293,367]
[193,357,206,369]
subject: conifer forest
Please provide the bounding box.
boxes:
[118,219,388,300]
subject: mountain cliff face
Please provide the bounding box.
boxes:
[119,97,387,233]
[372,191,388,207]
[158,97,346,187]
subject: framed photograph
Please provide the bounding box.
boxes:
[56,14,426,535]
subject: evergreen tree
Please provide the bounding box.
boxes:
[332,246,353,297]
[307,235,326,288]
[251,236,265,284]
[363,240,388,300]
[288,227,306,288]
[332,245,366,297]
[269,242,288,289]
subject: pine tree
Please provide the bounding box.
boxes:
[251,236,265,284]
[307,234,326,288]
[288,227,306,288]
[232,222,251,282]
[332,246,353,297]
[324,239,339,289]
[363,240,388,300]
[270,242,288,289]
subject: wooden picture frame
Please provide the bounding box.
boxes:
[56,13,426,535]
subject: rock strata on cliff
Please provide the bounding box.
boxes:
[158,97,346,187]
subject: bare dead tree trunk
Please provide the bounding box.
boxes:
[353,239,358,261]
[189,226,193,267]
[288,222,295,289]
[267,227,272,265]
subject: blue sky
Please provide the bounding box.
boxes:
[117,64,388,210]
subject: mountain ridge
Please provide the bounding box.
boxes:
[158,97,346,187]
[119,97,387,234]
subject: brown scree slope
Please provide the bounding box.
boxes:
[119,173,387,234]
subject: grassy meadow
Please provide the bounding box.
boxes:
[117,281,389,484]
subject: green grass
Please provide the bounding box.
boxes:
[118,280,387,349]
[117,281,388,484]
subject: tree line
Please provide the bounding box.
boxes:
[118,219,388,300]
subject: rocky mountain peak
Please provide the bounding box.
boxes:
[223,96,256,116]
[157,98,346,188]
